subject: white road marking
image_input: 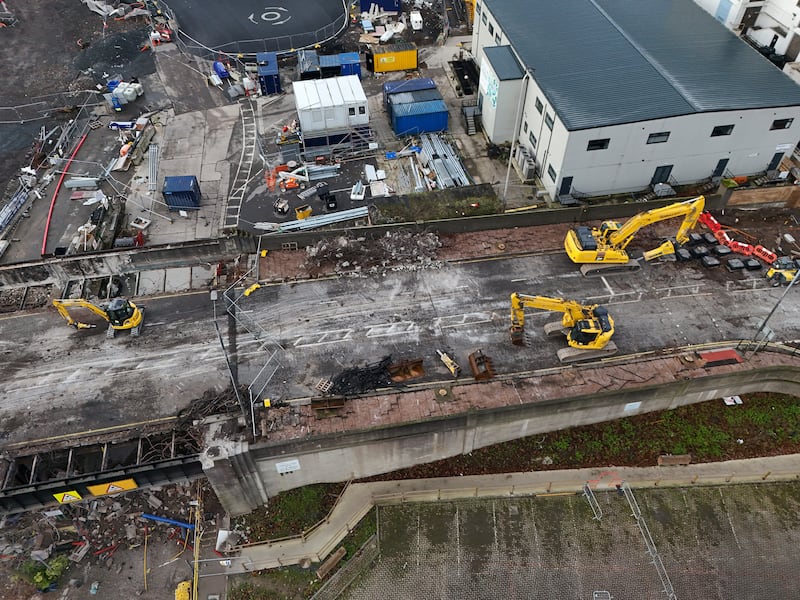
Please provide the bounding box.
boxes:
[600,276,613,296]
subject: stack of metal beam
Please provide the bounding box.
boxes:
[418,133,471,189]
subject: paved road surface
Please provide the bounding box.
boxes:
[2,254,799,445]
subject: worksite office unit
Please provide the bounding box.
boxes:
[292,75,369,139]
[471,0,800,199]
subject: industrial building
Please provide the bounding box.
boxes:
[472,0,800,200]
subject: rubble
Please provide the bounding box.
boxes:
[305,229,442,276]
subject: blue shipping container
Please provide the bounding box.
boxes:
[258,66,281,95]
[339,52,361,78]
[162,175,201,211]
[319,54,341,79]
[256,52,281,95]
[360,0,400,11]
[391,100,449,136]
[388,89,444,120]
[382,78,436,107]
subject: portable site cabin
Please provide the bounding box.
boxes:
[367,42,418,73]
[293,76,369,137]
[256,52,281,95]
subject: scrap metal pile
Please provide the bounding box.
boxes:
[305,229,442,275]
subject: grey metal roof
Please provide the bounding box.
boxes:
[483,0,800,130]
[483,45,524,80]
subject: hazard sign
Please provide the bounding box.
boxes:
[87,478,138,497]
[53,491,82,504]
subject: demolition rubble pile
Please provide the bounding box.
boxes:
[0,481,213,577]
[305,230,442,275]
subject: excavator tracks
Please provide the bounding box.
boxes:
[579,259,641,277]
[557,341,618,364]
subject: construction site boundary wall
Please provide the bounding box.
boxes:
[1,187,789,291]
[254,192,729,250]
[203,358,800,515]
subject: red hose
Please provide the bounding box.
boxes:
[41,132,89,256]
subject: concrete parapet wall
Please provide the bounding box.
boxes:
[204,362,800,515]
[0,237,256,291]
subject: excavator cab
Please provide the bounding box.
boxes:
[105,298,138,327]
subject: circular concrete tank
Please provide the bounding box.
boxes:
[164,0,349,55]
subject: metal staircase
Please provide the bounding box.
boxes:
[222,98,258,232]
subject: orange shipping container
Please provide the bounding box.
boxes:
[368,42,418,73]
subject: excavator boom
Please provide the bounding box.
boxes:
[565,196,705,275]
[52,297,145,338]
[509,293,617,363]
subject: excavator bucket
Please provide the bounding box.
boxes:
[468,350,495,380]
[387,358,425,382]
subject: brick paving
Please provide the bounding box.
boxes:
[264,351,798,441]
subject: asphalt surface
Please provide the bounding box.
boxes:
[167,0,348,53]
[2,251,795,447]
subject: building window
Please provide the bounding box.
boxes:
[475,2,481,15]
[523,121,528,133]
[488,22,494,35]
[528,131,537,148]
[481,12,487,25]
[359,106,366,115]
[587,138,610,151]
[771,118,794,130]
[547,164,557,181]
[494,33,501,44]
[647,131,670,144]
[544,113,554,130]
[711,124,734,137]
[535,98,543,114]
[349,107,355,116]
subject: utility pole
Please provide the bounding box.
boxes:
[746,269,800,357]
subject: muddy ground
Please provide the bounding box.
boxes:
[0,1,153,193]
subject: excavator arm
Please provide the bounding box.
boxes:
[52,299,111,330]
[52,298,144,337]
[510,293,592,332]
[607,196,705,250]
[565,196,705,274]
[509,293,617,363]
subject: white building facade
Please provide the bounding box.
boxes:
[472,0,800,199]
[695,0,800,61]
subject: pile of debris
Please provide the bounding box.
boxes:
[0,481,218,590]
[305,229,442,275]
[328,356,394,396]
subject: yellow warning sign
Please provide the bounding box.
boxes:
[87,478,138,497]
[53,490,82,504]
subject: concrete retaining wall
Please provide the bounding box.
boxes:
[202,363,800,515]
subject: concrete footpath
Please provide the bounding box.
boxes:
[228,454,800,573]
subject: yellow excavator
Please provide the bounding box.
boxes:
[509,293,617,363]
[564,195,706,276]
[52,297,144,338]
